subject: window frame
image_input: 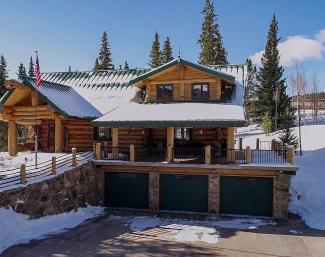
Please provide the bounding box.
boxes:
[156,84,174,102]
[191,83,210,101]
[175,127,193,141]
[94,127,112,141]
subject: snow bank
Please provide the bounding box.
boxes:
[0,206,104,254]
[236,124,325,230]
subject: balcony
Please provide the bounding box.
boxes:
[94,144,293,165]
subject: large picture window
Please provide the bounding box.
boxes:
[192,83,209,101]
[94,127,111,141]
[157,84,173,102]
[175,128,192,141]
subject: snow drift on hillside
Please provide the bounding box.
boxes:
[236,124,325,230]
[0,206,104,254]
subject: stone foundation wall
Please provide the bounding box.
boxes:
[149,172,159,211]
[208,174,219,214]
[0,161,105,219]
[273,174,290,220]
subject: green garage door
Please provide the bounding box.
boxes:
[105,172,149,209]
[160,174,208,212]
[220,176,273,217]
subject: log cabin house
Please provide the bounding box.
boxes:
[0,58,298,219]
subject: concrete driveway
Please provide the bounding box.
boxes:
[1,211,325,257]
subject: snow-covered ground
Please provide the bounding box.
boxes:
[0,151,93,192]
[109,215,273,245]
[0,205,105,254]
[236,124,325,230]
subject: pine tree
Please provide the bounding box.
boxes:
[161,37,173,64]
[28,56,35,77]
[255,14,295,131]
[18,62,27,76]
[0,54,8,150]
[245,58,258,119]
[279,108,298,148]
[124,61,129,70]
[198,0,228,65]
[149,32,162,68]
[94,31,113,70]
[262,112,272,136]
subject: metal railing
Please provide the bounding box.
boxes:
[173,147,205,164]
[101,146,130,161]
[211,148,246,164]
[251,149,287,164]
[135,147,167,162]
[0,150,93,191]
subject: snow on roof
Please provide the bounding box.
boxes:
[23,77,102,119]
[93,102,246,127]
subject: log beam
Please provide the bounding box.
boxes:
[55,117,62,153]
[8,120,17,156]
[167,127,174,163]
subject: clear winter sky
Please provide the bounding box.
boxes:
[1,0,324,90]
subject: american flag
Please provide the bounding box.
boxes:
[34,55,42,88]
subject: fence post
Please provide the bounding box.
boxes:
[130,144,135,162]
[95,143,101,160]
[20,164,26,184]
[287,145,295,164]
[167,145,173,164]
[52,156,56,175]
[256,138,260,150]
[72,148,77,166]
[245,146,251,164]
[205,145,211,164]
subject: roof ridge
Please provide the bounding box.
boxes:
[41,68,150,75]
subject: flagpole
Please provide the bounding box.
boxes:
[35,51,39,167]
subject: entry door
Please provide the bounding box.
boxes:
[160,174,208,212]
[220,176,273,217]
[48,121,55,152]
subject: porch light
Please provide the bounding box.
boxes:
[199,129,203,135]
[128,129,131,134]
[142,130,145,135]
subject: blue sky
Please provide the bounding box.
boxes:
[1,0,324,90]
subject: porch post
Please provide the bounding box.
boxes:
[227,127,235,163]
[166,127,174,163]
[54,117,62,153]
[8,120,17,156]
[112,128,119,159]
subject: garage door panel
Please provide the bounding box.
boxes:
[106,172,149,209]
[220,176,273,217]
[160,174,208,212]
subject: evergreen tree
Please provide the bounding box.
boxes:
[279,108,298,148]
[245,58,258,119]
[149,32,162,68]
[124,61,129,69]
[94,31,113,70]
[262,112,272,136]
[161,37,173,64]
[28,56,34,77]
[198,0,228,65]
[0,54,8,96]
[0,54,8,150]
[18,62,27,76]
[255,14,295,131]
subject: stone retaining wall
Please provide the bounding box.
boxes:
[0,161,105,219]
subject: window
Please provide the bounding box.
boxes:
[157,84,173,102]
[175,128,192,141]
[220,82,233,102]
[192,83,209,101]
[94,127,111,141]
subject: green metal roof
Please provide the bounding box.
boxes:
[129,58,236,85]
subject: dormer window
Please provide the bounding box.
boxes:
[192,83,209,101]
[157,84,173,102]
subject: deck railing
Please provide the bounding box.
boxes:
[95,143,294,165]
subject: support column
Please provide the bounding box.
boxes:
[112,128,119,159]
[273,174,290,220]
[54,117,62,153]
[8,120,17,156]
[149,171,159,211]
[166,127,174,163]
[208,173,220,214]
[227,127,235,163]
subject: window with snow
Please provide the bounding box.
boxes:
[175,128,192,141]
[157,84,173,102]
[94,127,111,141]
[192,83,209,101]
